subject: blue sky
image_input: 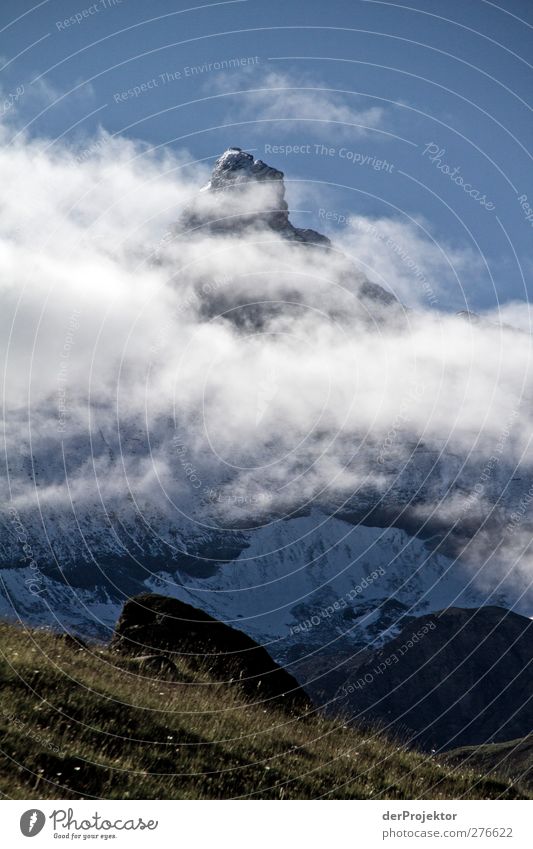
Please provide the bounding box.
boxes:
[1,0,532,310]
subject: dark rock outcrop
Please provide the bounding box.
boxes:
[328,606,533,751]
[112,593,311,711]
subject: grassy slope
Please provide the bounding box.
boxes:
[443,736,533,792]
[0,621,528,800]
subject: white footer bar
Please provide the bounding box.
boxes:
[3,799,532,848]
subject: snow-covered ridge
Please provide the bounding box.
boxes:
[0,512,515,665]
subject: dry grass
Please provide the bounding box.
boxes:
[0,621,528,800]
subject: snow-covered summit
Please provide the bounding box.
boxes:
[183,146,330,246]
[205,147,285,191]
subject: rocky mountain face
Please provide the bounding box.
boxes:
[1,148,532,750]
[179,147,331,247]
[304,606,533,751]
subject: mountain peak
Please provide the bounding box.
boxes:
[181,146,330,246]
[206,147,285,192]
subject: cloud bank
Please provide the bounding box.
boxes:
[0,130,532,600]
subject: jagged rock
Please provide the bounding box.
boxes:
[207,147,287,195]
[112,593,311,711]
[180,147,330,246]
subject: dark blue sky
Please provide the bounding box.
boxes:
[1,0,532,310]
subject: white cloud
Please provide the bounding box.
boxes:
[0,130,532,603]
[214,69,387,140]
[333,213,484,310]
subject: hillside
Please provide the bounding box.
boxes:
[0,619,528,800]
[305,606,533,752]
[443,736,533,792]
